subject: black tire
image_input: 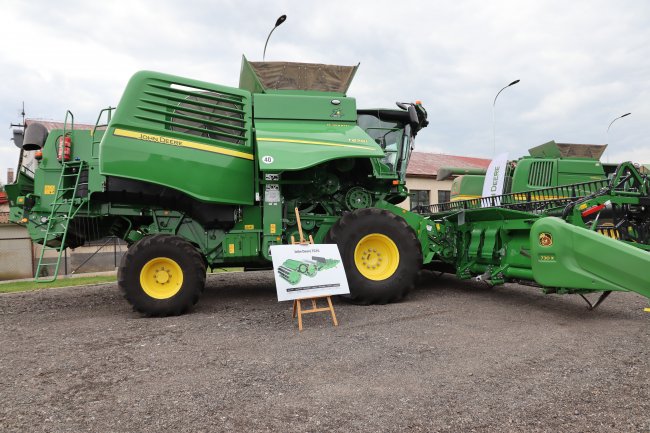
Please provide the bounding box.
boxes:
[75,169,89,198]
[325,208,422,304]
[118,234,206,316]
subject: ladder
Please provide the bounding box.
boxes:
[34,160,87,282]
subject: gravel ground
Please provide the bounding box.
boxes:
[0,270,649,433]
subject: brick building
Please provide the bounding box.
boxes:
[401,152,491,210]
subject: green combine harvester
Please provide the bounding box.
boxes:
[278,256,341,285]
[438,140,615,202]
[7,57,428,315]
[6,55,650,315]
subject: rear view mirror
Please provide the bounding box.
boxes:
[408,105,419,127]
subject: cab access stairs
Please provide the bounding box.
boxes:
[34,160,87,282]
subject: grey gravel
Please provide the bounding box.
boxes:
[0,270,649,432]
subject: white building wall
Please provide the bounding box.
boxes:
[399,177,453,210]
[0,224,33,280]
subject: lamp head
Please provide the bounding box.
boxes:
[275,15,287,27]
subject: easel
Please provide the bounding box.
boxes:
[290,207,338,331]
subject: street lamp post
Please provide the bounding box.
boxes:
[605,112,631,163]
[492,79,520,156]
[263,15,287,61]
[607,112,631,133]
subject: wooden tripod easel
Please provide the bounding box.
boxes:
[290,207,338,331]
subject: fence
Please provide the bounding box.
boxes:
[35,236,127,277]
[421,179,610,215]
[0,221,127,280]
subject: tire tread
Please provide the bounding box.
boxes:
[325,208,421,305]
[118,234,206,317]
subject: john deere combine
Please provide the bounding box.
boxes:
[438,141,613,202]
[7,57,429,315]
[6,55,650,316]
[278,256,340,285]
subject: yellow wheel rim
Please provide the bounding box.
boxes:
[139,257,183,299]
[354,233,400,281]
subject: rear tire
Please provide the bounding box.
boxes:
[325,208,422,304]
[118,234,206,316]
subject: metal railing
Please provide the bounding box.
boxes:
[34,236,127,278]
[421,179,610,215]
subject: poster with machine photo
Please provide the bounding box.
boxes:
[270,244,350,302]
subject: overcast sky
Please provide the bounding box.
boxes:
[2,0,650,184]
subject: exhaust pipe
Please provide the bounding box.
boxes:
[22,122,49,150]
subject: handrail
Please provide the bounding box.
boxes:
[422,178,610,215]
[91,107,115,159]
[62,110,74,140]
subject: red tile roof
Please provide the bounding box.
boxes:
[407,152,491,178]
[0,192,7,205]
[26,119,94,131]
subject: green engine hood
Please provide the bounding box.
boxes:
[255,120,384,172]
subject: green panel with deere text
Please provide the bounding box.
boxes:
[99,71,254,204]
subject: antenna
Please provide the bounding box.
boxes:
[10,102,26,130]
[10,102,26,150]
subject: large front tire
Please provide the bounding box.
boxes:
[325,208,422,304]
[118,235,206,316]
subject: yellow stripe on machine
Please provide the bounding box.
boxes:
[257,137,375,151]
[113,128,254,160]
[451,195,481,201]
[512,193,570,201]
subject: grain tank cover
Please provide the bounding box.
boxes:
[239,56,358,94]
[528,140,607,160]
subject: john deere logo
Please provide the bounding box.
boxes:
[330,108,343,118]
[539,232,553,247]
